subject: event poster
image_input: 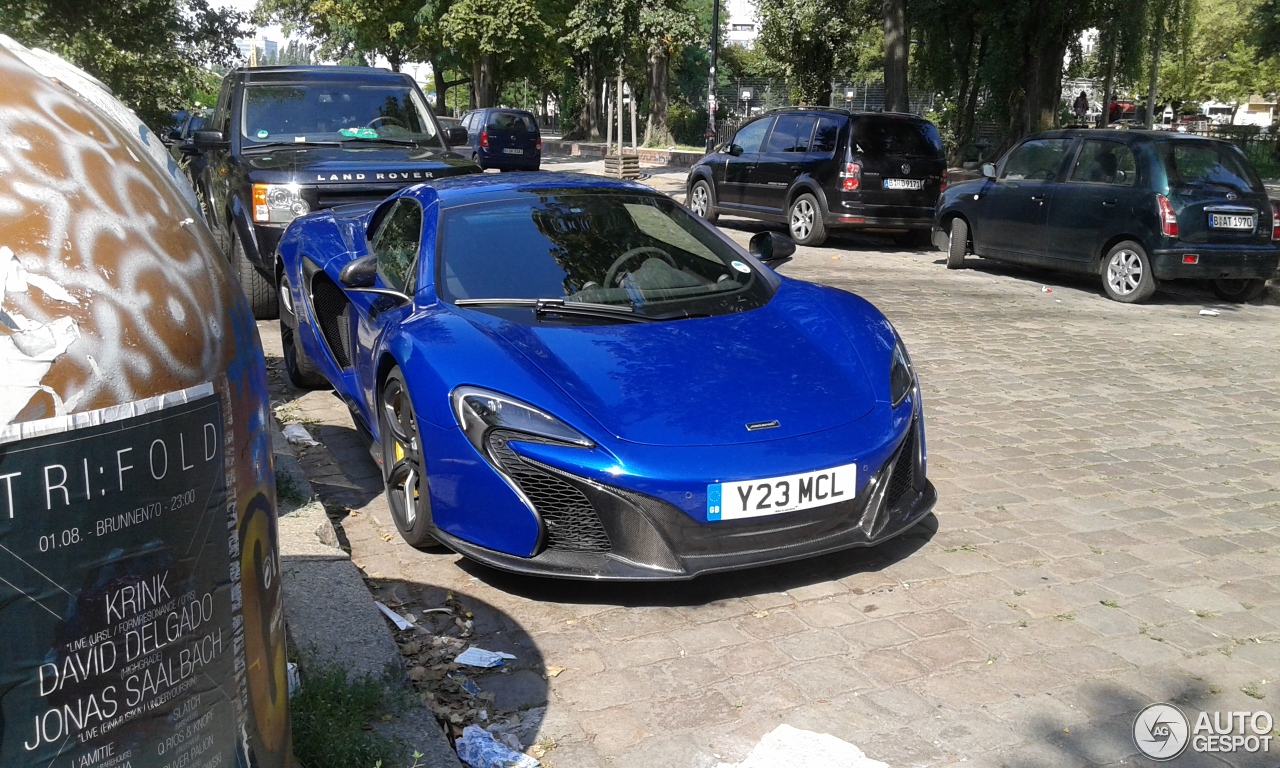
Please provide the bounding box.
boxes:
[0,391,246,768]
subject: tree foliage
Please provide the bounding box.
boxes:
[0,0,247,128]
[754,0,878,105]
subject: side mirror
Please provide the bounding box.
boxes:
[728,144,744,157]
[178,140,201,156]
[446,126,469,146]
[981,162,997,179]
[192,129,226,150]
[339,254,378,288]
[749,231,796,268]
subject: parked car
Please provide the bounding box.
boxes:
[189,65,476,318]
[685,108,947,247]
[934,129,1280,303]
[459,108,542,170]
[275,172,935,579]
[438,114,464,144]
[169,110,208,199]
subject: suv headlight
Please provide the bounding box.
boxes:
[252,183,310,223]
[451,386,593,455]
[889,338,915,408]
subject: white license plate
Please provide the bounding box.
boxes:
[1208,213,1254,230]
[502,148,524,155]
[707,462,857,521]
[884,178,923,190]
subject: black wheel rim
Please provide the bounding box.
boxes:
[382,378,425,531]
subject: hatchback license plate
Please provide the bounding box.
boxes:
[1209,213,1254,230]
[502,148,524,155]
[884,178,923,190]
[707,462,857,521]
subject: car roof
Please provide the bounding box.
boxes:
[761,107,928,120]
[1023,128,1223,144]
[231,66,409,84]
[401,172,656,207]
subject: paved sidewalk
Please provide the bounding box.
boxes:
[262,162,1280,767]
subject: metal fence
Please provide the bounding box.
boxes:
[1184,127,1280,180]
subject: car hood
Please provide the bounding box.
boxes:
[465,285,880,447]
[245,145,478,184]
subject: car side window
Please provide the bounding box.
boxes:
[1000,139,1071,181]
[732,118,772,154]
[371,199,423,294]
[213,79,232,136]
[1068,140,1137,186]
[812,117,840,154]
[766,115,817,153]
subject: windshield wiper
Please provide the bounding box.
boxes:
[341,137,434,148]
[454,298,657,323]
[244,140,343,150]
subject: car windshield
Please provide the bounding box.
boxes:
[1159,141,1263,194]
[486,111,538,133]
[240,83,443,147]
[852,118,943,158]
[438,192,773,320]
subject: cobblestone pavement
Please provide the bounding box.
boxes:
[262,159,1280,767]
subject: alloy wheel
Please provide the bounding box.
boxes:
[382,378,423,529]
[690,184,709,217]
[1106,249,1143,296]
[790,198,815,241]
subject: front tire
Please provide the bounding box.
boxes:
[788,193,827,246]
[379,368,440,548]
[279,270,329,390]
[1211,277,1267,303]
[687,179,719,224]
[231,231,279,319]
[946,218,968,270]
[1101,240,1157,303]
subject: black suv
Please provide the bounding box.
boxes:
[686,108,947,246]
[190,66,476,318]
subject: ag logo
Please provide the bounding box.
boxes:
[1134,703,1190,760]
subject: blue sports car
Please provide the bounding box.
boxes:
[275,172,935,579]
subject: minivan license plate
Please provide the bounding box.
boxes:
[884,178,923,190]
[502,148,524,155]
[1209,213,1254,230]
[707,462,857,521]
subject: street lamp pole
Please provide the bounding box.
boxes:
[705,0,720,153]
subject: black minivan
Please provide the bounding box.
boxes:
[934,130,1280,303]
[686,108,947,246]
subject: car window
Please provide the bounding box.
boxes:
[732,118,772,154]
[1068,140,1138,186]
[240,83,442,147]
[812,116,840,154]
[487,110,538,132]
[765,115,817,153]
[851,117,944,158]
[372,199,423,293]
[1001,139,1071,181]
[213,78,232,136]
[1159,141,1263,194]
[437,192,774,320]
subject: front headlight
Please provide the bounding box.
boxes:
[889,338,915,408]
[252,183,310,223]
[451,386,593,456]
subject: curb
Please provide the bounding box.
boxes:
[272,420,462,768]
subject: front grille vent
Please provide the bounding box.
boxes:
[885,427,916,507]
[487,431,611,552]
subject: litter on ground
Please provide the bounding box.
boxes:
[281,423,319,445]
[714,724,890,768]
[374,600,414,630]
[454,647,517,668]
[1199,309,1220,316]
[455,724,540,768]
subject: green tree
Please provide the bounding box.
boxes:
[0,0,247,128]
[440,0,554,107]
[255,0,427,71]
[754,0,875,105]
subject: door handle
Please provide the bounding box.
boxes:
[1102,199,1117,206]
[1030,194,1045,202]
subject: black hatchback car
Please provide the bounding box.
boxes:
[686,108,947,246]
[935,130,1280,303]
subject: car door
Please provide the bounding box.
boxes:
[977,138,1072,261]
[745,113,816,213]
[720,117,773,207]
[1044,138,1143,268]
[348,198,423,426]
[204,79,236,244]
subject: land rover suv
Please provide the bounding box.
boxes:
[685,108,947,247]
[189,66,477,318]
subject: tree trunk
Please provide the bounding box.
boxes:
[1144,20,1163,129]
[568,60,601,141]
[1099,32,1117,128]
[644,46,671,146]
[473,54,498,108]
[1019,3,1071,135]
[434,63,448,111]
[882,0,909,112]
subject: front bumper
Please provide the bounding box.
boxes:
[435,417,935,580]
[1150,245,1280,280]
[248,222,287,273]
